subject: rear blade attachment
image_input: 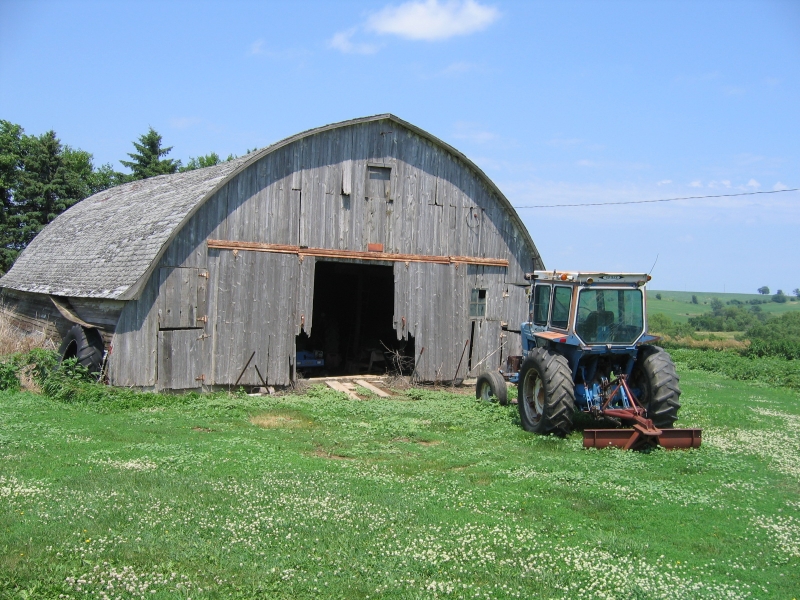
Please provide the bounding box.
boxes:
[583,427,702,450]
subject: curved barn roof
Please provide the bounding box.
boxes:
[0,114,539,301]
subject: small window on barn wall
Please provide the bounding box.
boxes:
[469,288,487,319]
[365,164,392,200]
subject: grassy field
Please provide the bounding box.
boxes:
[1,372,799,599]
[647,290,800,323]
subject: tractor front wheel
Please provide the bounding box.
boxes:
[631,345,681,428]
[517,348,574,436]
[476,371,508,405]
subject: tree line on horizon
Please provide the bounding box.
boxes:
[0,120,244,274]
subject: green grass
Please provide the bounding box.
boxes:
[1,375,799,599]
[648,290,800,323]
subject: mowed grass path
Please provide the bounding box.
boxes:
[1,373,798,599]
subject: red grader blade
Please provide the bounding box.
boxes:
[582,376,702,450]
[583,427,702,450]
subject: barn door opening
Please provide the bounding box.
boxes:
[295,261,403,377]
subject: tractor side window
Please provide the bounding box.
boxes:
[551,286,572,329]
[532,285,551,325]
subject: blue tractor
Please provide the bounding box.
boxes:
[476,271,701,450]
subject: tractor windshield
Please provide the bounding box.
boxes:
[576,288,644,345]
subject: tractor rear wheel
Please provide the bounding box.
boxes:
[58,324,105,376]
[517,348,574,436]
[632,345,681,428]
[476,371,508,405]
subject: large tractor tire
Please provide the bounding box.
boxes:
[58,324,105,376]
[517,348,575,436]
[476,371,508,405]
[631,345,681,428]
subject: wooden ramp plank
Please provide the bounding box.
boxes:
[326,380,360,400]
[355,379,390,398]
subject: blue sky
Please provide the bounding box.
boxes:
[1,0,798,293]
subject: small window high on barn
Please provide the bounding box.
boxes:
[470,288,487,318]
[365,165,391,199]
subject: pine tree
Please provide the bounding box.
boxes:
[0,123,102,273]
[119,127,180,179]
[12,131,90,248]
[0,121,24,271]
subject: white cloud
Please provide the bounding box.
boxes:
[169,117,201,129]
[366,0,500,41]
[673,71,721,84]
[689,181,703,188]
[548,137,583,148]
[328,28,380,54]
[452,121,498,144]
[656,179,672,186]
[562,158,651,170]
[439,61,481,75]
[707,180,732,189]
[773,182,789,191]
[250,39,264,55]
[747,179,761,189]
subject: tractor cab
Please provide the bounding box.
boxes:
[522,271,658,353]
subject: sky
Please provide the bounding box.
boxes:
[1,0,798,294]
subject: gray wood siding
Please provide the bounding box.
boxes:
[108,270,159,387]
[113,119,541,388]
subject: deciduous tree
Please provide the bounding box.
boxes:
[179,152,237,172]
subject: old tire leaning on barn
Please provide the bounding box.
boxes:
[476,371,508,405]
[58,324,105,376]
[517,348,574,436]
[631,345,681,428]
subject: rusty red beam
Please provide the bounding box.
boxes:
[207,239,509,268]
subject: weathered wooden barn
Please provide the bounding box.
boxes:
[0,115,544,390]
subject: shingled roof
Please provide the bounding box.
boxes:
[0,114,538,301]
[0,156,250,299]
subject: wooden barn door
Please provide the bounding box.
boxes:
[156,267,209,390]
[466,265,506,378]
[211,251,298,387]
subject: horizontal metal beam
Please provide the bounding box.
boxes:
[207,239,509,268]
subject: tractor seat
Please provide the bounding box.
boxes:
[578,310,615,342]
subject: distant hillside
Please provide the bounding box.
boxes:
[647,290,800,323]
